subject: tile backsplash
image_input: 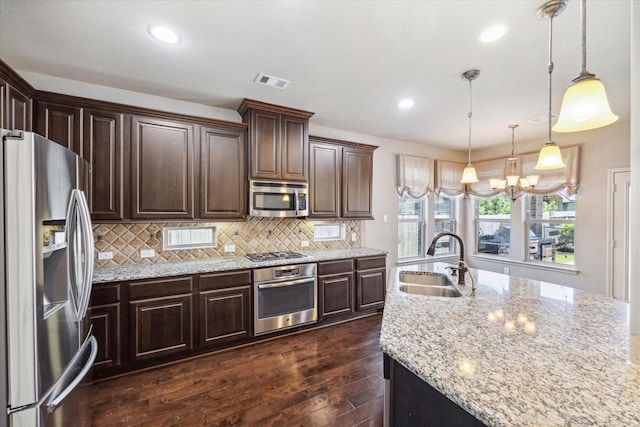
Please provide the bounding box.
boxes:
[93,217,362,267]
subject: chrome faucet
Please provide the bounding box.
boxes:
[427,232,467,285]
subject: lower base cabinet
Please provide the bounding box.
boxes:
[129,276,194,364]
[199,270,252,347]
[88,255,386,379]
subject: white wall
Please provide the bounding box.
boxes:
[628,1,639,335]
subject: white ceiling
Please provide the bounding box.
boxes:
[0,0,631,150]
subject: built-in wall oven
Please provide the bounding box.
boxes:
[253,263,317,335]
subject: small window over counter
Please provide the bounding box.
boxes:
[163,226,217,250]
[313,224,346,242]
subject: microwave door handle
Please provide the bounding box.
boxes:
[294,191,299,216]
[46,335,98,414]
[76,190,94,321]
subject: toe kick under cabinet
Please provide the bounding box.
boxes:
[88,255,386,379]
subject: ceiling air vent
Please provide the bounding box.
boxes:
[254,73,291,90]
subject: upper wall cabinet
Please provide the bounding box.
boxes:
[35,101,82,153]
[309,136,376,220]
[199,126,246,219]
[130,115,195,220]
[0,60,34,132]
[238,99,313,182]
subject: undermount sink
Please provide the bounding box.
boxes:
[398,271,462,297]
[399,271,452,286]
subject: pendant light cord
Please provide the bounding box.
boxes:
[510,126,516,157]
[547,12,554,144]
[580,0,587,74]
[467,77,473,164]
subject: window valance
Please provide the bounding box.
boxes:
[434,160,466,196]
[520,145,580,195]
[396,154,434,198]
[466,158,507,197]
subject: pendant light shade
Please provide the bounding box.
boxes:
[553,76,618,132]
[535,142,566,169]
[460,69,480,184]
[535,0,567,171]
[553,0,618,132]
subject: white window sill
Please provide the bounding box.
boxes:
[469,254,579,275]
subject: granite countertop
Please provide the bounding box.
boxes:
[380,263,640,426]
[92,247,387,284]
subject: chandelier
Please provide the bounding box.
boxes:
[490,124,539,202]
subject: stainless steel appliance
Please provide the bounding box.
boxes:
[245,251,307,262]
[253,263,317,335]
[249,180,308,218]
[1,130,98,427]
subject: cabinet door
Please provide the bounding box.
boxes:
[200,285,251,347]
[129,277,194,363]
[6,84,31,131]
[88,284,122,373]
[309,141,341,218]
[0,79,6,129]
[83,109,126,220]
[281,114,308,181]
[342,147,374,219]
[200,126,246,219]
[130,116,194,219]
[249,109,280,180]
[356,268,386,311]
[35,101,81,153]
[319,273,354,319]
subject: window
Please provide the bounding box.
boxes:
[526,192,575,265]
[475,195,511,257]
[398,194,457,260]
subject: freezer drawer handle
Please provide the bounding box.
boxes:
[46,335,98,414]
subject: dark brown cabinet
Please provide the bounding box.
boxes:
[5,83,31,131]
[199,270,252,347]
[317,259,355,319]
[88,284,123,376]
[35,101,81,153]
[309,136,376,219]
[238,99,313,182]
[199,126,246,219]
[128,276,194,364]
[130,115,195,220]
[309,139,341,218]
[83,108,126,220]
[355,256,386,311]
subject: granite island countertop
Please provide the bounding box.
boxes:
[380,263,640,426]
[92,247,387,284]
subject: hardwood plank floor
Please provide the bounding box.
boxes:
[81,314,384,427]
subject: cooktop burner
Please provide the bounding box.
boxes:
[245,251,307,262]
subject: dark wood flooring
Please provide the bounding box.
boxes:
[82,314,384,426]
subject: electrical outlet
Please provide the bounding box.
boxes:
[503,267,510,275]
[383,214,388,223]
[351,232,357,242]
[98,251,113,260]
[224,244,236,253]
[140,249,155,258]
[301,240,310,248]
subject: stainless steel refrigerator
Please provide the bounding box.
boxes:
[1,129,97,426]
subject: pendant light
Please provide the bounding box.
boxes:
[460,69,480,184]
[535,0,566,170]
[553,0,618,132]
[490,124,539,202]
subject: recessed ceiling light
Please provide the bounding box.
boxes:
[398,99,415,109]
[479,25,507,43]
[148,26,181,44]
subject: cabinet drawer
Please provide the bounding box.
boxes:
[200,270,251,291]
[129,276,193,300]
[318,259,354,276]
[90,283,121,305]
[356,256,386,270]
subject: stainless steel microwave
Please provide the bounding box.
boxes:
[249,180,309,218]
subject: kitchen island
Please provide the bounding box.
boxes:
[380,264,640,426]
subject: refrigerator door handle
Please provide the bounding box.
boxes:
[45,335,98,414]
[65,189,94,322]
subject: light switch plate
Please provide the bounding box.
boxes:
[301,240,310,248]
[140,249,155,258]
[224,244,236,253]
[351,232,357,242]
[98,251,113,260]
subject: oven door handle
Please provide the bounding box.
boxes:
[257,277,314,290]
